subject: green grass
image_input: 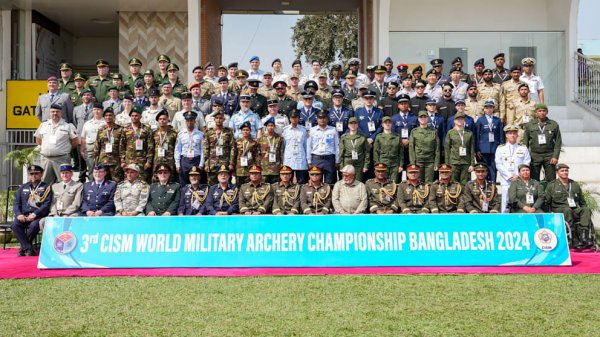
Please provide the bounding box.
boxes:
[1,275,599,337]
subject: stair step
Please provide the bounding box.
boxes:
[553,118,584,132]
[548,106,582,119]
[559,147,600,163]
[560,132,600,146]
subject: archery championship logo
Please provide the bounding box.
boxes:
[533,228,558,251]
[54,231,77,254]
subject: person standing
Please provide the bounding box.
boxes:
[475,100,504,183]
[229,94,262,139]
[151,110,178,180]
[232,121,259,186]
[203,110,235,186]
[328,89,353,137]
[257,117,284,183]
[307,111,339,184]
[409,111,440,183]
[522,104,562,183]
[339,117,370,182]
[94,108,124,182]
[444,112,475,184]
[282,110,309,184]
[332,165,368,214]
[88,59,112,103]
[79,103,106,182]
[373,116,403,182]
[495,125,531,213]
[520,57,544,104]
[174,111,205,186]
[119,107,154,182]
[36,76,74,123]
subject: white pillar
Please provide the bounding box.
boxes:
[18,10,32,79]
[377,0,390,64]
[188,0,201,81]
[567,0,579,102]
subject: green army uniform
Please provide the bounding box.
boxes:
[545,175,593,248]
[444,128,476,184]
[339,133,370,182]
[119,124,154,182]
[276,96,296,116]
[232,138,259,186]
[271,181,301,215]
[429,180,465,213]
[170,80,188,99]
[151,127,178,179]
[462,180,500,213]
[239,181,273,214]
[159,95,183,120]
[203,127,235,186]
[508,178,545,213]
[522,117,562,183]
[250,93,268,117]
[365,178,398,213]
[69,88,93,106]
[115,178,150,215]
[257,134,284,183]
[95,125,125,182]
[124,74,144,92]
[300,182,332,215]
[373,132,404,183]
[59,77,76,94]
[117,85,132,100]
[155,72,168,88]
[397,181,430,214]
[89,76,112,103]
[145,182,181,215]
[409,126,441,183]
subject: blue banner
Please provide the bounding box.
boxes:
[38,214,571,269]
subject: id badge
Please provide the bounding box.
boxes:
[192,199,200,210]
[482,201,489,212]
[218,138,224,146]
[368,121,376,132]
[526,193,534,204]
[336,122,343,132]
[269,153,277,163]
[292,144,299,155]
[523,115,530,123]
[459,147,467,156]
[240,156,248,167]
[508,162,515,171]
[135,139,144,150]
[567,197,576,208]
[56,200,64,211]
[247,152,252,160]
[216,146,223,156]
[538,134,547,145]
[105,143,113,153]
[488,133,495,142]
[352,150,359,160]
[319,142,326,151]
[158,148,166,158]
[47,135,57,144]
[187,147,195,158]
[401,128,409,138]
[305,121,312,129]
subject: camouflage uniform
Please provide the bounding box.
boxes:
[300,182,332,214]
[462,180,500,213]
[239,182,273,214]
[397,181,430,213]
[203,127,235,186]
[315,86,333,110]
[114,179,150,215]
[464,98,483,119]
[257,134,284,183]
[119,124,154,182]
[271,181,301,215]
[151,127,178,179]
[365,178,398,213]
[258,86,276,99]
[500,80,521,121]
[94,125,125,182]
[288,87,302,102]
[428,180,465,213]
[192,80,216,100]
[169,80,187,99]
[508,98,536,143]
[232,138,259,186]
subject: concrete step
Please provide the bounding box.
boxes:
[548,106,583,119]
[559,147,600,164]
[553,118,584,132]
[560,132,600,147]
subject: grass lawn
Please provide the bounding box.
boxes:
[1,274,599,337]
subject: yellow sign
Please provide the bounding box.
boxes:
[6,80,48,129]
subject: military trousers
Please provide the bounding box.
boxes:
[41,153,71,185]
[11,218,41,252]
[386,165,400,184]
[293,170,308,185]
[104,164,123,183]
[479,153,497,183]
[452,164,471,185]
[178,156,201,186]
[83,144,96,183]
[531,153,556,183]
[416,161,435,184]
[556,206,593,247]
[311,154,337,184]
[262,174,279,184]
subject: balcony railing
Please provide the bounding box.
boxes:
[574,51,600,114]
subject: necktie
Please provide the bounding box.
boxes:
[63,184,67,191]
[50,93,55,102]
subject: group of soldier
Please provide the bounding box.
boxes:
[13,53,593,256]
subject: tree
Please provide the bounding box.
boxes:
[291,14,358,67]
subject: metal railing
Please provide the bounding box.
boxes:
[574,52,600,114]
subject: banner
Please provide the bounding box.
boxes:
[38,214,571,269]
[6,80,46,129]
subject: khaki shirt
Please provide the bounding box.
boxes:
[115,179,150,214]
[332,180,368,214]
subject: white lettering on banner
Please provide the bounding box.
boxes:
[245,233,305,252]
[183,233,244,252]
[408,232,495,251]
[306,232,406,252]
[100,234,133,253]
[497,232,530,251]
[136,234,181,253]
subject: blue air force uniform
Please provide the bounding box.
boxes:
[328,106,353,136]
[205,183,239,215]
[12,178,52,253]
[354,106,383,141]
[81,180,117,216]
[475,114,504,182]
[299,106,320,129]
[178,184,210,215]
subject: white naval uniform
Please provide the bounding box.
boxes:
[494,142,531,213]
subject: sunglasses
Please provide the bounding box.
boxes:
[157,171,169,175]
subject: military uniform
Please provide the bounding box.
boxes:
[276,96,296,117]
[159,95,183,120]
[205,182,239,215]
[495,139,531,212]
[397,181,430,214]
[477,82,502,118]
[239,181,273,214]
[257,134,284,183]
[508,178,545,213]
[59,77,76,94]
[152,126,178,178]
[70,88,95,106]
[522,117,562,182]
[114,178,149,215]
[315,86,333,110]
[258,85,275,99]
[373,132,404,182]
[141,107,163,131]
[203,127,235,186]
[124,74,144,92]
[119,124,154,182]
[48,179,83,217]
[429,180,465,213]
[249,93,268,117]
[300,181,332,214]
[95,124,125,182]
[464,98,483,119]
[88,76,112,103]
[508,98,536,142]
[365,178,398,213]
[500,80,521,121]
[232,138,259,185]
[271,181,301,215]
[409,126,440,183]
[81,180,117,216]
[444,128,475,184]
[462,180,500,213]
[339,133,370,182]
[178,183,210,215]
[145,182,181,215]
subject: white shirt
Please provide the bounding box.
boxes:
[81,118,106,145]
[34,120,78,157]
[494,142,531,186]
[519,73,544,103]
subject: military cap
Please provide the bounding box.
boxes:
[430,59,444,67]
[107,85,118,91]
[183,111,198,120]
[330,62,342,70]
[358,83,369,90]
[316,110,328,118]
[188,166,202,175]
[28,165,44,173]
[204,62,214,69]
[455,99,466,105]
[503,124,520,132]
[155,109,169,121]
[288,73,299,79]
[248,78,262,87]
[397,94,410,102]
[289,109,300,118]
[111,73,123,80]
[467,83,478,89]
[412,65,423,73]
[133,81,144,89]
[59,164,73,172]
[510,65,522,72]
[348,117,358,123]
[407,164,420,173]
[192,65,203,72]
[122,94,133,101]
[373,65,386,73]
[304,80,318,90]
[239,94,251,102]
[425,97,437,105]
[280,165,293,174]
[211,96,224,107]
[317,71,328,78]
[483,99,496,107]
[217,164,230,174]
[363,90,377,98]
[47,76,58,82]
[473,162,488,171]
[556,163,570,170]
[148,88,160,97]
[266,99,278,106]
[93,102,103,109]
[366,65,376,72]
[301,91,314,99]
[438,164,452,172]
[308,166,322,174]
[482,68,493,74]
[59,63,72,71]
[454,111,465,118]
[128,58,142,66]
[382,116,392,123]
[95,59,109,67]
[426,69,438,77]
[535,103,548,111]
[102,107,114,116]
[345,70,358,78]
[239,121,252,130]
[248,165,262,173]
[474,58,485,66]
[167,63,179,71]
[235,69,249,78]
[331,89,345,97]
[518,164,530,171]
[452,57,463,65]
[418,110,428,117]
[50,103,63,110]
[443,82,455,89]
[73,73,87,81]
[271,58,281,66]
[397,64,409,72]
[450,66,462,73]
[522,57,536,66]
[384,56,393,64]
[181,91,192,100]
[155,163,172,173]
[189,82,200,89]
[125,164,140,172]
[414,79,427,87]
[263,72,272,78]
[93,163,107,171]
[216,76,228,83]
[291,59,302,67]
[374,163,388,171]
[348,58,361,65]
[228,62,238,69]
[143,69,155,76]
[273,80,287,88]
[387,81,399,88]
[157,54,171,63]
[517,82,529,90]
[249,56,260,62]
[129,105,143,115]
[331,80,342,88]
[218,65,227,70]
[493,53,505,60]
[263,117,276,126]
[79,88,91,96]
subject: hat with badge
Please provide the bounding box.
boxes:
[291,59,302,67]
[452,57,463,65]
[218,76,229,83]
[235,70,249,78]
[73,73,87,81]
[482,68,493,74]
[407,164,420,173]
[366,65,376,72]
[301,91,314,99]
[289,109,300,118]
[50,103,62,110]
[318,71,328,78]
[91,102,102,110]
[128,58,142,66]
[183,111,198,120]
[467,83,478,89]
[125,164,140,172]
[239,121,252,130]
[239,94,251,102]
[248,78,262,88]
[59,62,72,71]
[522,57,536,66]
[107,85,118,92]
[426,69,438,77]
[308,166,322,174]
[96,59,109,67]
[263,117,275,126]
[59,164,73,172]
[473,162,489,171]
[412,65,423,73]
[188,166,202,176]
[510,65,522,72]
[79,88,91,96]
[329,80,341,88]
[455,99,466,105]
[430,59,444,67]
[94,163,107,171]
[358,83,369,90]
[28,165,44,174]
[188,82,200,90]
[129,105,143,116]
[218,65,227,71]
[418,110,428,117]
[454,111,465,119]
[217,164,230,174]
[102,107,114,115]
[204,62,214,69]
[503,124,520,132]
[493,53,505,60]
[211,96,225,107]
[279,165,293,174]
[332,89,345,97]
[122,94,133,101]
[438,164,452,172]
[450,66,462,74]
[303,80,318,90]
[248,165,262,173]
[155,163,172,173]
[396,63,409,72]
[373,65,386,73]
[556,163,570,170]
[144,69,155,77]
[348,116,358,124]
[397,94,410,102]
[474,58,485,66]
[271,58,281,66]
[134,81,144,89]
[157,54,171,63]
[425,97,437,105]
[414,79,426,87]
[273,80,287,89]
[382,116,392,123]
[387,81,399,88]
[345,70,358,78]
[148,88,160,97]
[316,110,328,118]
[181,91,192,100]
[535,103,548,111]
[249,56,260,62]
[483,99,496,107]
[374,163,388,171]
[362,90,376,98]
[167,63,179,71]
[228,62,238,69]
[112,73,123,80]
[155,109,169,121]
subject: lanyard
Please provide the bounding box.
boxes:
[538,122,546,134]
[242,139,249,155]
[367,109,376,122]
[106,127,114,143]
[331,108,343,121]
[158,130,167,146]
[350,138,358,150]
[266,135,276,151]
[399,113,408,126]
[132,125,141,139]
[457,129,465,146]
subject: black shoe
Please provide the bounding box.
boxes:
[25,249,37,256]
[17,250,25,257]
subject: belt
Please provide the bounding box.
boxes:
[311,154,334,159]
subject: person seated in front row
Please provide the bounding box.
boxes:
[300,166,332,215]
[271,165,301,215]
[178,166,209,215]
[114,164,149,216]
[429,164,465,213]
[205,165,239,215]
[366,163,398,214]
[239,165,273,215]
[146,164,180,216]
[80,164,116,216]
[332,165,368,214]
[397,164,430,214]
[508,164,545,213]
[462,162,500,213]
[40,164,83,231]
